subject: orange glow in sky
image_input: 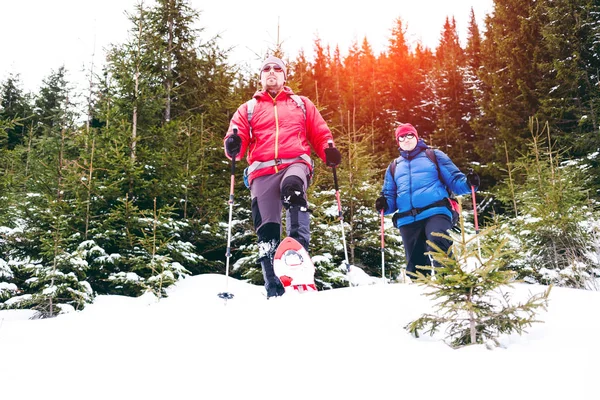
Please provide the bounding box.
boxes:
[1,0,493,92]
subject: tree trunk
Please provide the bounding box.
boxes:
[468,289,476,344]
[165,0,173,122]
[85,138,95,240]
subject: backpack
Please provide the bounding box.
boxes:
[389,148,460,227]
[242,95,307,188]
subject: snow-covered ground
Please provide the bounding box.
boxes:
[0,274,598,399]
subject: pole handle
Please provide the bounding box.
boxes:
[230,127,239,176]
[327,141,340,190]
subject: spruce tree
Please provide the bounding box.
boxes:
[6,69,94,316]
[535,0,600,153]
[429,16,477,167]
[495,118,599,288]
[406,204,551,348]
[465,7,483,72]
[412,43,437,142]
[474,0,543,179]
[380,18,422,136]
[311,38,335,114]
[0,110,21,302]
[464,8,484,166]
[0,74,32,149]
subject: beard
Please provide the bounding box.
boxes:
[262,75,284,94]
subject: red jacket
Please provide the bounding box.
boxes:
[224,87,334,184]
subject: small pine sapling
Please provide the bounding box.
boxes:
[405,200,552,348]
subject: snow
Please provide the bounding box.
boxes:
[0,274,598,399]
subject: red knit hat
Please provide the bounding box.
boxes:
[395,123,418,143]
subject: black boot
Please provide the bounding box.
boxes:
[257,239,285,298]
[260,256,285,298]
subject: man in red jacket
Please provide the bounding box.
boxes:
[224,55,341,298]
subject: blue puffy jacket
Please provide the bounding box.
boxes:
[381,140,473,228]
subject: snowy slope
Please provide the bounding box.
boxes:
[0,274,598,400]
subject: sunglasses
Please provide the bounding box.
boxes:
[397,134,416,142]
[262,64,284,73]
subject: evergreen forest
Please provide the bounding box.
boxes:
[1,0,599,316]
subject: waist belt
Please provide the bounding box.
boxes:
[394,198,451,219]
[247,154,312,174]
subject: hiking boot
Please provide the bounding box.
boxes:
[265,277,286,298]
[258,243,286,299]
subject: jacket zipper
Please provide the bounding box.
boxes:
[408,157,415,220]
[273,99,280,173]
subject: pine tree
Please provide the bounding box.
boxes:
[412,43,437,140]
[105,1,164,167]
[353,38,385,151]
[496,118,599,288]
[0,74,32,149]
[311,38,335,113]
[0,116,25,227]
[474,0,543,179]
[1,83,31,307]
[5,69,94,316]
[429,16,477,167]
[464,8,485,166]
[380,18,422,133]
[465,7,483,72]
[135,198,190,297]
[534,0,600,154]
[96,0,239,287]
[406,204,551,348]
[32,67,75,136]
[290,50,314,100]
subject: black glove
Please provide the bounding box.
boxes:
[225,134,241,157]
[466,170,480,188]
[375,196,388,212]
[324,146,342,167]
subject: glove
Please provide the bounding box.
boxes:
[225,134,241,157]
[375,196,388,212]
[466,170,480,188]
[324,146,342,167]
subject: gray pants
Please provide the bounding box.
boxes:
[250,163,311,252]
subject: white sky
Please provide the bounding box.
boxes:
[0,0,494,93]
[0,273,598,399]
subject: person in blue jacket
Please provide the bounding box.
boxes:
[375,123,479,279]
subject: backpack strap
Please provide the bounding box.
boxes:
[425,148,443,186]
[246,98,257,139]
[425,148,453,197]
[388,157,400,177]
[425,148,437,168]
[290,94,306,118]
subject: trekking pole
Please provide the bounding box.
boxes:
[470,168,481,259]
[380,192,386,284]
[218,127,238,301]
[328,141,350,274]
